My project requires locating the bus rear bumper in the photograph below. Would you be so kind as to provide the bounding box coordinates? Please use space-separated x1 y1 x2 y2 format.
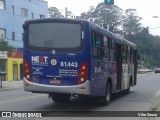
23 78 90 95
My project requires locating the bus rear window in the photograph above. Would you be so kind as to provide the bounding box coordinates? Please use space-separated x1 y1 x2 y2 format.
28 23 82 51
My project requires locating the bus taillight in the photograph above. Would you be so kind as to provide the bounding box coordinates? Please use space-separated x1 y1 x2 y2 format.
24 61 32 82
78 62 88 85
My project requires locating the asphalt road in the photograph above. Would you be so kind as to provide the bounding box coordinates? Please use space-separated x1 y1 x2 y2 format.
0 73 160 120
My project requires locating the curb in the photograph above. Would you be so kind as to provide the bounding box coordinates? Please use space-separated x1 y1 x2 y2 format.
137 73 153 78
0 87 19 91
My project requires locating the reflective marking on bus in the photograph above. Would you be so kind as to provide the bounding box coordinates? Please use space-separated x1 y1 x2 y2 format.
82 31 84 39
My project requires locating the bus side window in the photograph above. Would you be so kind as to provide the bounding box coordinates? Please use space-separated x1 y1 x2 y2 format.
92 47 101 59
110 39 116 62
107 37 116 62
104 36 108 47
92 32 101 46
107 37 111 61
122 44 127 63
127 46 130 63
91 31 103 59
130 47 133 64
126 45 128 63
103 36 109 60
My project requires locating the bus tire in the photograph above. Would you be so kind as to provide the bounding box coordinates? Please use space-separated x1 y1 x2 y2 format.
50 93 71 103
101 82 112 106
124 87 130 94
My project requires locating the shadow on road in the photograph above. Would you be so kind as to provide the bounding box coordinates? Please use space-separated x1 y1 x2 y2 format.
35 91 135 112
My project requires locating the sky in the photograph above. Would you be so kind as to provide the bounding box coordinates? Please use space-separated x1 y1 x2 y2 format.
46 0 160 36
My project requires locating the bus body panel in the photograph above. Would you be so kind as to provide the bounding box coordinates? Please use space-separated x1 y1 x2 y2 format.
23 19 92 95
90 60 117 96
26 52 88 86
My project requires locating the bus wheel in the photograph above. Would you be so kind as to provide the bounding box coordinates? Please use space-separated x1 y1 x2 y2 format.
124 87 130 94
101 82 112 106
50 93 71 103
124 85 130 94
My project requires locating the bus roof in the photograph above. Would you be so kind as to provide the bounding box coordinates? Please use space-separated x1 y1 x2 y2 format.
24 18 137 49
24 17 87 24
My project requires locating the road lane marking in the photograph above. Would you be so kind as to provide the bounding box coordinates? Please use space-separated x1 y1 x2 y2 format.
0 94 46 105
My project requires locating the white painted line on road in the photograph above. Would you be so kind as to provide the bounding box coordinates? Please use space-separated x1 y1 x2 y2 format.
0 94 46 105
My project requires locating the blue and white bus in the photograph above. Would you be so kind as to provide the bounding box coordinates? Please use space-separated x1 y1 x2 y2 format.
23 18 138 105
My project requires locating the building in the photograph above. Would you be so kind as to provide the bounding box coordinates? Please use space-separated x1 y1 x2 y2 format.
0 0 48 48
7 51 23 81
0 0 48 81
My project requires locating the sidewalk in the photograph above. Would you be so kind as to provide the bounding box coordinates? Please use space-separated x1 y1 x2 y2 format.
0 80 23 91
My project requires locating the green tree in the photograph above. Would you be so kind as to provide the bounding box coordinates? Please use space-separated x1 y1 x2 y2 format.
125 27 160 67
0 39 14 51
48 7 64 18
0 38 15 56
79 6 95 20
123 9 142 35
78 3 124 33
93 3 123 33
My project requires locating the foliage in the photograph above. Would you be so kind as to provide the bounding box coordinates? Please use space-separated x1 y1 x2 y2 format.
93 3 124 33
0 38 14 51
123 9 142 35
48 7 64 18
125 27 160 67
78 3 124 33
0 38 16 57
79 6 95 20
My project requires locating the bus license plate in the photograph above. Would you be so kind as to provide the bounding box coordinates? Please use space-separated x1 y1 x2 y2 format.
50 80 61 84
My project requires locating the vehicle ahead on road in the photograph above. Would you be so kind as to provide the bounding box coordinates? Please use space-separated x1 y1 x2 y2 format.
155 68 160 73
23 18 139 106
